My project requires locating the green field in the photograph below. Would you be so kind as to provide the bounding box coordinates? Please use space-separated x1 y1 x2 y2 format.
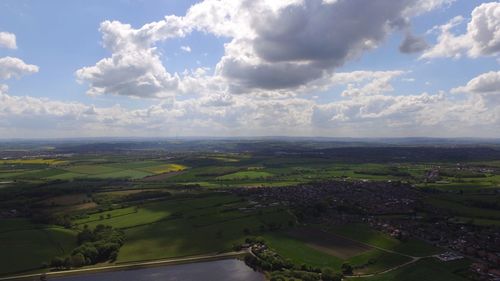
264 232 344 268
263 230 411 275
0 159 189 181
351 258 471 281
217 170 274 180
70 194 294 263
427 196 500 220
116 197 294 262
0 149 496 279
0 226 76 275
328 224 442 257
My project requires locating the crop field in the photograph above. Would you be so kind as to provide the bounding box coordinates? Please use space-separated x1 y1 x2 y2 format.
64 164 122 175
0 158 189 181
2 154 497 192
0 158 67 165
137 163 187 174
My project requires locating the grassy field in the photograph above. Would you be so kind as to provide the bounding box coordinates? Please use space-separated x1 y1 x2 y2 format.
0 225 76 276
286 227 371 259
264 232 344 268
348 249 411 275
351 258 471 281
0 152 496 278
0 218 44 233
427 196 500 220
70 193 295 263
217 170 274 180
328 224 442 257
116 196 294 262
263 229 411 275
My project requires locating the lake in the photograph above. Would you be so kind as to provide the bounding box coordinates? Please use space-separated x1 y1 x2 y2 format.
51 259 264 281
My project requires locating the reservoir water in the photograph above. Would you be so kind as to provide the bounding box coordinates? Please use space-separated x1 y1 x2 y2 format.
51 259 264 281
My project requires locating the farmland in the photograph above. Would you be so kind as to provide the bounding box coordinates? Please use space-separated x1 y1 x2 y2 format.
0 140 499 280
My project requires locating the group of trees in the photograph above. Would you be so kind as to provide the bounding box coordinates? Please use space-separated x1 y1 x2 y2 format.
243 237 344 281
268 266 343 281
123 191 171 202
32 212 72 228
50 224 124 269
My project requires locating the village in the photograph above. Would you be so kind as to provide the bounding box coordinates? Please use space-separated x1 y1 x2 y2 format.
233 179 500 280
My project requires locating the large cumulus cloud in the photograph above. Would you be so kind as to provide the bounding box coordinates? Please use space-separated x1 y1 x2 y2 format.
422 2 500 59
76 0 454 98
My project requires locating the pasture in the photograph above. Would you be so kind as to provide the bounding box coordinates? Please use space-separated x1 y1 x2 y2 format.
263 227 411 275
351 258 471 281
287 227 371 259
0 222 77 276
217 170 274 180
328 224 442 257
114 195 295 262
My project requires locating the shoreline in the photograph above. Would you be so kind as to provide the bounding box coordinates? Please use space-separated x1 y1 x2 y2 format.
0 250 249 281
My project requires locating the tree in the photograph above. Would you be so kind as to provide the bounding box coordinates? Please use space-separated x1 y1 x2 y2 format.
77 228 94 244
50 257 64 269
70 253 86 267
322 267 339 281
341 263 353 275
63 257 72 269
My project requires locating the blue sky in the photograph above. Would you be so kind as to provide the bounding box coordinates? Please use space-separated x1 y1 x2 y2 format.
0 0 499 138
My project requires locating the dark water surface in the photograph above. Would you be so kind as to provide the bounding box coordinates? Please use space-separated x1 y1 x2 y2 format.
51 259 264 281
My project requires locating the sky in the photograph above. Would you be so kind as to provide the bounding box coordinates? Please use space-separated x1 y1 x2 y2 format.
0 0 499 138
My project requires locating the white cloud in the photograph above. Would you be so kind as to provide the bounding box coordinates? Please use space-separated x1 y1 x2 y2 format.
77 0 453 98
75 21 180 98
422 2 500 59
407 0 455 15
3 71 500 138
0 32 17 49
180 45 192 53
338 71 405 97
452 71 500 94
0 56 39 79
6 0 498 138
